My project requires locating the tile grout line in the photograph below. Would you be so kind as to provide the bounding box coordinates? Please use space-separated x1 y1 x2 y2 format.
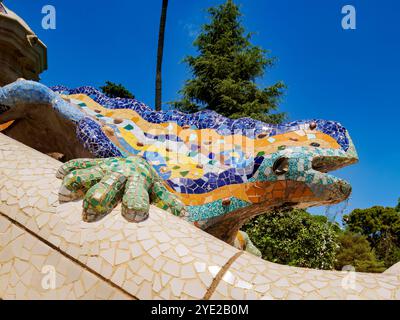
203 251 243 300
0 211 139 300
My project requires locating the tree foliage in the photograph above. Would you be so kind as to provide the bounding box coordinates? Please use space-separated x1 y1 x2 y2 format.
172 0 285 123
343 206 400 268
100 81 135 99
334 231 386 273
243 210 339 270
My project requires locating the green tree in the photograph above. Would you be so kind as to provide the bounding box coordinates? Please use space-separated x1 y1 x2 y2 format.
243 210 339 270
173 0 285 123
335 231 386 273
396 198 400 212
100 81 135 99
374 233 400 268
343 206 400 268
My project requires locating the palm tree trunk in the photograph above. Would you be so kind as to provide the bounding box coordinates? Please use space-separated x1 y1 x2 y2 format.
155 0 169 111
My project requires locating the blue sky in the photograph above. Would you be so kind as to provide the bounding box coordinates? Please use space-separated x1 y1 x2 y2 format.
6 0 400 217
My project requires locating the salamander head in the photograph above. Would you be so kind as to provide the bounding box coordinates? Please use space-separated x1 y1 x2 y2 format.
254 120 358 209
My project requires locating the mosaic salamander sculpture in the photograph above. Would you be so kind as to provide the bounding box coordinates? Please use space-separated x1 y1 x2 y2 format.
0 80 358 253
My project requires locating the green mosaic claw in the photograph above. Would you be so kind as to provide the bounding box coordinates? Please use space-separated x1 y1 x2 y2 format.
57 157 188 222
122 174 151 222
56 158 107 179
83 172 126 222
239 231 262 258
58 166 103 201
151 178 187 217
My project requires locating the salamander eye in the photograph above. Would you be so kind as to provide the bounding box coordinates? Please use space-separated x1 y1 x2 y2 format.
273 157 289 175
310 142 320 147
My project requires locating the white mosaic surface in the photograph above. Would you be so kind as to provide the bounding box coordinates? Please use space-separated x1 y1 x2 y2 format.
0 133 399 300
210 252 400 300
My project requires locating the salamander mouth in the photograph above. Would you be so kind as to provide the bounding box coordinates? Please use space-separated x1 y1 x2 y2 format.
312 155 358 173
309 155 355 205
